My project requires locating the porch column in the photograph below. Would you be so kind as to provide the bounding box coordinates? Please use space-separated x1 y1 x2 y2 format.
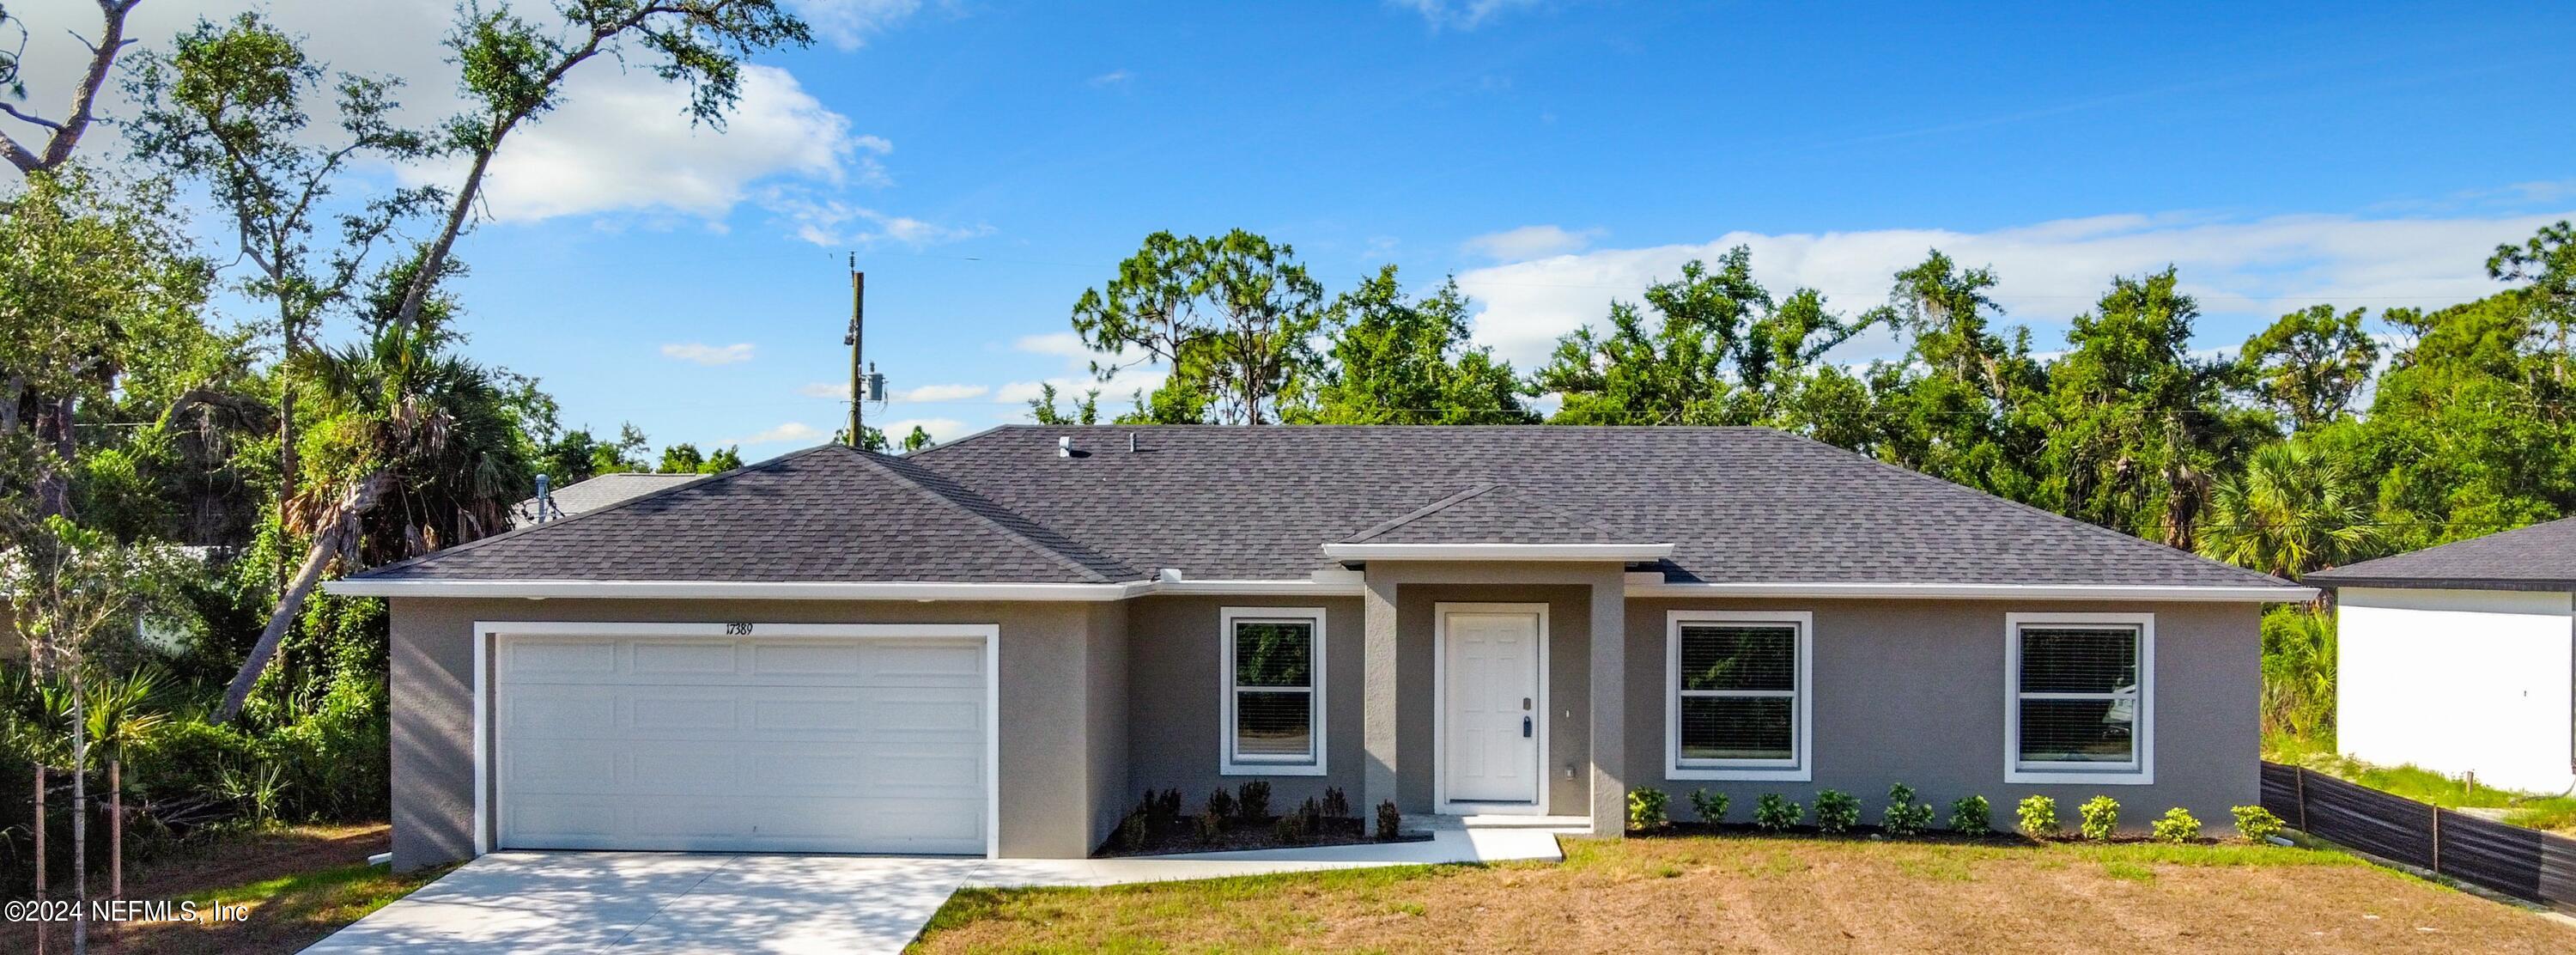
1362 572 1401 823
1586 569 1627 836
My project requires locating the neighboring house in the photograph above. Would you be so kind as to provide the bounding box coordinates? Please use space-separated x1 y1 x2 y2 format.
511 471 706 524
2306 516 2576 794
324 426 2311 870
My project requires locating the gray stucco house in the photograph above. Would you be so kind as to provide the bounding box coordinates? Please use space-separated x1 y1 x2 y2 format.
325 426 2312 869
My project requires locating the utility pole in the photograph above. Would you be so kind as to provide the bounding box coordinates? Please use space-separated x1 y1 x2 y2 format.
845 255 865 447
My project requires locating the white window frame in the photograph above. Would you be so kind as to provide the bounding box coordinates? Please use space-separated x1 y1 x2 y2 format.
1220 606 1327 776
1666 610 1814 782
2004 611 2154 785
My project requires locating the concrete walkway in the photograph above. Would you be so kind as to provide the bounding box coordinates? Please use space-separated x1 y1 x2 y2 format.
303 819 1577 953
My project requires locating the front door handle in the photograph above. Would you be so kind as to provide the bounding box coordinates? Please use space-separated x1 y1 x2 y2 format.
1522 715 1533 739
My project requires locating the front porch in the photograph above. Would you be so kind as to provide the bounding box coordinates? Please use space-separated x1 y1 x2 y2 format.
1358 561 1636 836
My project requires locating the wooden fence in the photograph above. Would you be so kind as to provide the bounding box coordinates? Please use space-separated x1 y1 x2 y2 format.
2261 761 2576 910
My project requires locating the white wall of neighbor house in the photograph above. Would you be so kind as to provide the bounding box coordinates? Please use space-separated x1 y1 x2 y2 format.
2338 587 2576 794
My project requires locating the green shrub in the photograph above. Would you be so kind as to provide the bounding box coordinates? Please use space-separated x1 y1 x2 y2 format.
1273 812 1309 843
1627 788 1670 830
2151 806 2201 843
1948 795 1992 836
1237 780 1272 821
1156 788 1184 818
1321 786 1351 818
1376 799 1402 841
1207 788 1236 819
2231 805 2285 842
1753 793 1802 832
1119 806 1150 848
1813 789 1859 834
1195 809 1224 842
2079 796 2121 841
1881 783 1933 836
2016 794 2060 838
1688 788 1728 825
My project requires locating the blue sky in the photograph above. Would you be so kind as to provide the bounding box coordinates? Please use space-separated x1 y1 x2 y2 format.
17 1 2576 453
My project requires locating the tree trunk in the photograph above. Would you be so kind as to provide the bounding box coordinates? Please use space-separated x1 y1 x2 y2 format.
217 471 393 722
391 144 497 338
33 393 75 519
33 764 45 955
109 760 121 900
71 684 87 955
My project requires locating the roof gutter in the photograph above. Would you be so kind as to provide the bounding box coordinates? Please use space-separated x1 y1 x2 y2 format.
325 575 2310 603
1623 579 2316 602
1319 543 1676 562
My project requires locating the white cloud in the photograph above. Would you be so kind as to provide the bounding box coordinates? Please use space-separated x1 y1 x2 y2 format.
1090 70 1134 87
998 369 1169 405
731 422 827 445
0 2 942 242
1454 210 2576 367
661 342 756 365
1013 332 1093 362
893 383 991 402
878 417 970 444
1391 0 1546 29
797 381 852 399
1461 224 1603 261
789 0 931 50
767 189 993 248
400 64 862 224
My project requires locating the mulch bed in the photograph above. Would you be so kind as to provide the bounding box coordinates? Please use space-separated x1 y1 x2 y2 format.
1100 815 1433 857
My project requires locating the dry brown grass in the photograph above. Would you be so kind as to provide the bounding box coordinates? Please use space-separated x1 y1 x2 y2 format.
913 833 2576 953
3 823 449 955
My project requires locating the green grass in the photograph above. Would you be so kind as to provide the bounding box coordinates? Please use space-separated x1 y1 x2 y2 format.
2267 732 2576 831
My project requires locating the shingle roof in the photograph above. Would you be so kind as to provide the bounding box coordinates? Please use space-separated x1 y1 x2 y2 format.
511 471 704 522
1342 483 1654 545
2305 515 2576 593
355 425 2293 589
361 444 1137 584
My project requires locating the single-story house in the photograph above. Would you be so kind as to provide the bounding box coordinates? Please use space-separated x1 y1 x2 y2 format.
511 471 704 524
325 426 2311 870
2306 515 2576 794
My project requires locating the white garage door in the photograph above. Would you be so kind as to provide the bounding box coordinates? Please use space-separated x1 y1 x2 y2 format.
495 633 987 855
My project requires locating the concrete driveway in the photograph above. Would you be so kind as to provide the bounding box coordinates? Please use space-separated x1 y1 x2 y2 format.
302 852 983 954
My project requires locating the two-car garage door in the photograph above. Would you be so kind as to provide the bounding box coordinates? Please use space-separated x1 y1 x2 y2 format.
495 631 988 855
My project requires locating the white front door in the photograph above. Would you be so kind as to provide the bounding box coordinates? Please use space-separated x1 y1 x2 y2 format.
1442 608 1542 807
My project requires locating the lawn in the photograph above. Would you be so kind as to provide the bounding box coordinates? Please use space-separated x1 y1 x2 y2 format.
910 833 2576 952
2 823 452 955
2268 733 2576 833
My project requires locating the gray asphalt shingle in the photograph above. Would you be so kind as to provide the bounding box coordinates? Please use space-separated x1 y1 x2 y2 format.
355 425 2292 589
2305 515 2576 592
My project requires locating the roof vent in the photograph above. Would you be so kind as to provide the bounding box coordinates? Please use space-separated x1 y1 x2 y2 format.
1058 435 1072 459
1127 432 1138 453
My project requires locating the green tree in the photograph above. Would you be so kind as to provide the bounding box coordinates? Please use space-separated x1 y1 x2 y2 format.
2238 304 2379 433
2037 268 2263 547
702 445 743 471
1538 247 1874 426
1840 251 2046 502
1298 268 1530 424
0 168 213 520
1027 383 1101 425
901 425 934 453
2488 219 2575 389
125 11 439 535
2196 439 2380 580
2 514 188 952
386 0 811 338
659 442 705 473
1072 230 1327 424
2345 291 2575 550
220 271 537 720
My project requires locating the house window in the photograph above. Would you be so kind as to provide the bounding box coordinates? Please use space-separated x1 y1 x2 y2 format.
1667 611 1813 781
1221 607 1327 776
2006 612 2154 785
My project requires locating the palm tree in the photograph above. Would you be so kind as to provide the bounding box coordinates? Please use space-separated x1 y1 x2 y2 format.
82 668 169 903
218 283 533 720
2196 440 2382 581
